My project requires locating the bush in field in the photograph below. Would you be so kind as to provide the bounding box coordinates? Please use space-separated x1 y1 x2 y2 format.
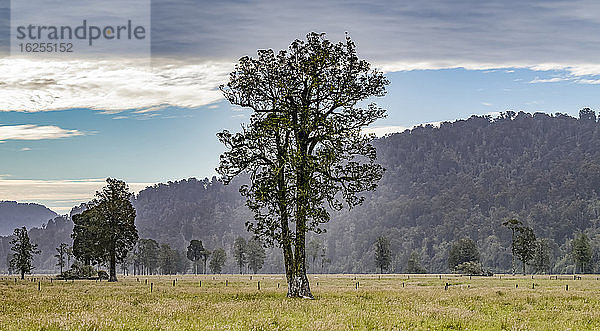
454 261 492 276
59 261 97 279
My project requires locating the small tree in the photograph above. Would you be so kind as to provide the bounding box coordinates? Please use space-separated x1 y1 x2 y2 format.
406 250 427 274
448 237 480 271
158 244 176 275
200 248 211 274
136 238 159 275
503 219 523 275
55 243 69 274
532 238 552 274
246 238 266 274
233 237 247 274
514 226 536 274
572 233 592 274
209 248 227 274
9 227 40 279
374 236 391 273
174 250 190 274
187 240 205 275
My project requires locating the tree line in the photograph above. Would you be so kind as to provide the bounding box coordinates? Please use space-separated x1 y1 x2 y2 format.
372 218 595 275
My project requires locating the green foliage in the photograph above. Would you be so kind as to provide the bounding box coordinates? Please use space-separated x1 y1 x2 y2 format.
448 238 480 271
454 261 491 276
572 233 592 273
54 243 69 274
246 238 266 274
503 219 523 274
406 251 427 274
217 32 387 297
72 178 138 282
135 238 159 275
158 244 188 275
374 236 391 273
60 261 97 280
9 227 40 279
532 238 552 274
13 110 600 275
209 248 227 274
514 226 536 274
233 237 247 274
186 239 206 275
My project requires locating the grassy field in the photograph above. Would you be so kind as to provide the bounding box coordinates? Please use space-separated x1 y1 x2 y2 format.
1 273 600 330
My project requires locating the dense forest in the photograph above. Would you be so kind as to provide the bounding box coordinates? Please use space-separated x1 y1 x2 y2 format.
2 110 600 274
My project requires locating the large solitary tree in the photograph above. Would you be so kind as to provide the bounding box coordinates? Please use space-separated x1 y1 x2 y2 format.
9 227 40 280
217 32 388 298
72 178 138 282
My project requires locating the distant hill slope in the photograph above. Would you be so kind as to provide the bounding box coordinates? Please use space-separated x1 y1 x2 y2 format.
5 110 600 275
0 201 57 236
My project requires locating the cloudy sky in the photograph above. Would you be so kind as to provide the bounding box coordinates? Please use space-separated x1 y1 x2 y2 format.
0 0 599 213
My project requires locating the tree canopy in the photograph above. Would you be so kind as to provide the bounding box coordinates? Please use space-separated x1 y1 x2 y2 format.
217 32 387 298
72 178 138 281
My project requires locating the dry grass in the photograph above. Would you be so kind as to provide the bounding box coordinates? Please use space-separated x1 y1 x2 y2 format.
1 273 600 330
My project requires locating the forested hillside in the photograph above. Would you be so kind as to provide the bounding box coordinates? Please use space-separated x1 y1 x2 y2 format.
325 109 600 274
3 110 600 274
0 202 57 235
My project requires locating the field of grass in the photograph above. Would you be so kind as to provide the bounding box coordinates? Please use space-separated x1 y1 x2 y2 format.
1 273 600 330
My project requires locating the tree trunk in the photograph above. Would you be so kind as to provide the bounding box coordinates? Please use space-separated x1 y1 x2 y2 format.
287 138 313 299
511 229 516 275
20 270 25 280
109 250 117 282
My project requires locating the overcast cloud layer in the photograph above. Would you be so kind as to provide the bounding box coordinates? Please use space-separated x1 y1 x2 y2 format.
0 0 599 112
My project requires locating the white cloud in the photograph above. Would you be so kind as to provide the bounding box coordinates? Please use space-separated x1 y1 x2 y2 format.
577 78 600 85
362 125 410 137
529 77 571 84
363 121 444 137
0 57 233 112
481 102 492 106
19 147 31 151
0 178 154 214
0 124 83 142
365 112 502 137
